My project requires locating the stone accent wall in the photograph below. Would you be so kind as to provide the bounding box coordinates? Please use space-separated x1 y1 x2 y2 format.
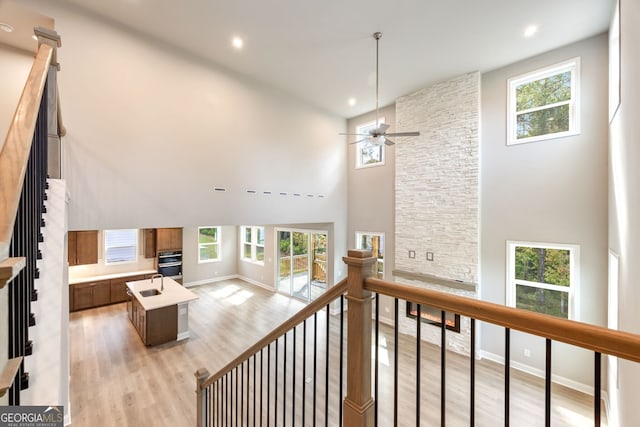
395 72 480 284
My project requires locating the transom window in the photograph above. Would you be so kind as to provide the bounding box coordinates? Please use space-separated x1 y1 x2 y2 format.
507 58 580 145
241 226 265 264
104 229 138 264
506 241 580 320
355 118 385 168
198 226 221 263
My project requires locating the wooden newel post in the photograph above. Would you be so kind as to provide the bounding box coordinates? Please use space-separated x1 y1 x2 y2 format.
343 249 377 427
195 368 210 427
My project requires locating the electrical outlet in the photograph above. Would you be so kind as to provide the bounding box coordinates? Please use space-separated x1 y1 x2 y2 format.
524 348 531 358
409 250 416 259
426 252 434 261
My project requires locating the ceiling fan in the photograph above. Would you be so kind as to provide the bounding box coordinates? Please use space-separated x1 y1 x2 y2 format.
341 32 420 146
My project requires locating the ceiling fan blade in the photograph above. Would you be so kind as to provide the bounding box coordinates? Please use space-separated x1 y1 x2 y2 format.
339 132 370 136
384 131 420 137
348 138 369 145
376 123 390 133
384 138 395 146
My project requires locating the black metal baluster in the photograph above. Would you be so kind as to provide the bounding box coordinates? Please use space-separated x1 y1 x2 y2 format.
545 339 551 427
283 333 287 427
303 319 307 427
505 328 510 427
293 327 297 426
325 304 330 427
595 352 601 427
260 349 264 426
416 304 421 427
375 293 379 427
441 311 446 427
470 318 476 427
275 338 279 427
241 362 244 427
394 298 399 427
267 344 271 427
314 311 318 427
253 354 256 427
339 295 344 427
235 366 239 427
226 374 229 427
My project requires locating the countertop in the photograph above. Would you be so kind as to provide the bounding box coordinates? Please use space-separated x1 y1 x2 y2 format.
69 269 157 285
126 277 198 311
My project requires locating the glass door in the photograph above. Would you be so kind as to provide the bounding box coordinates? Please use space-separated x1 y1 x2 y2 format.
276 229 328 302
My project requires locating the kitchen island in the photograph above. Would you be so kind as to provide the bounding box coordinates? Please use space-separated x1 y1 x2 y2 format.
126 277 198 346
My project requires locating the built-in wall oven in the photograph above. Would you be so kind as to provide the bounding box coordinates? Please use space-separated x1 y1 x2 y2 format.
157 250 182 281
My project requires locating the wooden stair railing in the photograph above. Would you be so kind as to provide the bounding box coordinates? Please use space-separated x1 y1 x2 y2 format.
196 250 640 427
0 42 54 284
0 27 62 404
195 277 349 427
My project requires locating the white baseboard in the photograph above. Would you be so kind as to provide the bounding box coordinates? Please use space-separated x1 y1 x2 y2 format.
235 275 273 291
183 274 238 288
479 350 597 395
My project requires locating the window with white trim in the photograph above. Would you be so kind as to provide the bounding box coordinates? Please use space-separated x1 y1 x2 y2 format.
506 241 580 320
355 232 385 279
104 229 138 264
507 58 580 145
356 118 385 168
198 226 221 263
241 226 265 264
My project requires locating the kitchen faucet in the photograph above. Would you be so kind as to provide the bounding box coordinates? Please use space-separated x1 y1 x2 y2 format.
150 273 164 291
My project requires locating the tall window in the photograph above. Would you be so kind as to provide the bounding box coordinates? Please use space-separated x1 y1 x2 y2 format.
506 241 580 320
104 229 138 264
355 232 384 279
198 226 221 263
355 118 385 168
507 58 580 145
241 226 265 264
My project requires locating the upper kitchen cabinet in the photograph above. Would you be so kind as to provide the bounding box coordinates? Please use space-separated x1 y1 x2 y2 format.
156 228 183 251
144 228 156 258
68 230 98 266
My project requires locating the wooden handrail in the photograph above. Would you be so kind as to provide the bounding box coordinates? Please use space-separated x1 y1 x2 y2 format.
366 277 640 363
200 278 348 389
0 43 54 262
0 357 23 397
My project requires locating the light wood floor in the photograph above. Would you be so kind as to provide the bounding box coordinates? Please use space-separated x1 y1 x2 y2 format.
68 279 606 427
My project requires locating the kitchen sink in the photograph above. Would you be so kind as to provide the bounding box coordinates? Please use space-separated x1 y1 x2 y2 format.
140 289 162 297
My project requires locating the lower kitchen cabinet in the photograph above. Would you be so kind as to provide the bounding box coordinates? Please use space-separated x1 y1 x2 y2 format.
71 273 156 312
70 280 111 311
129 297 177 346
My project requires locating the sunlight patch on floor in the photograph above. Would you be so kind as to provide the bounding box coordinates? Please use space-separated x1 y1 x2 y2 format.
226 290 254 306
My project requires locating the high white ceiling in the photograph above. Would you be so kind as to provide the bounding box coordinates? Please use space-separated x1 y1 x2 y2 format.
4 0 613 118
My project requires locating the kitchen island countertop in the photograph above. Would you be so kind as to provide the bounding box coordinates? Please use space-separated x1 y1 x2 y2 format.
126 277 198 311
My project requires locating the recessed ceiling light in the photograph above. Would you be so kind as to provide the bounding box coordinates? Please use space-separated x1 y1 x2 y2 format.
523 25 538 38
0 23 15 33
348 97 357 106
232 37 244 49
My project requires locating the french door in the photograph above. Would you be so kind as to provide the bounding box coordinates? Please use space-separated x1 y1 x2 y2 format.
277 229 327 302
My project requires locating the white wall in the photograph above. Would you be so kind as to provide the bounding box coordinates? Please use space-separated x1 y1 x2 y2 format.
25 0 347 235
481 34 609 388
182 225 237 286
609 0 640 424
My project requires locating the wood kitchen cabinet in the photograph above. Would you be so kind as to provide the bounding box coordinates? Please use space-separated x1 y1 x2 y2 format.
71 279 111 311
129 296 177 346
143 229 156 258
110 274 145 304
68 230 98 266
156 228 183 251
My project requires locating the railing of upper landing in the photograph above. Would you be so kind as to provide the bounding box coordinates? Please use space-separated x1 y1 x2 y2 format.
196 249 640 427
0 27 62 404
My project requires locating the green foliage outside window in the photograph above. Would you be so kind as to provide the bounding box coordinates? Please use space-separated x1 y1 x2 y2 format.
514 246 571 318
515 71 572 140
